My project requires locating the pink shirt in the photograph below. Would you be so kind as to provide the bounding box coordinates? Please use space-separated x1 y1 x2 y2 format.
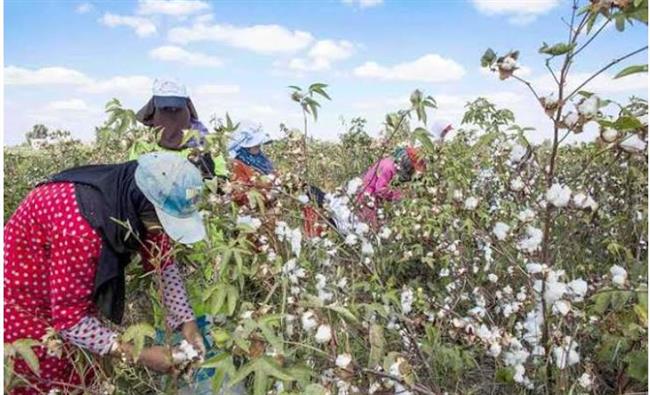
359 157 402 201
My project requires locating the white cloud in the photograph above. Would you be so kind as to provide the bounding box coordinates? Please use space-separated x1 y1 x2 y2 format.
76 3 92 14
168 22 314 54
46 99 90 111
194 84 240 96
99 13 157 37
288 40 355 72
342 0 383 8
531 71 648 96
80 75 153 97
137 0 210 16
5 66 92 85
353 54 466 82
472 0 561 25
149 45 223 67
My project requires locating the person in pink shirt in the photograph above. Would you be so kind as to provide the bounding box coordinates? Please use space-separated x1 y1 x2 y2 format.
356 122 452 227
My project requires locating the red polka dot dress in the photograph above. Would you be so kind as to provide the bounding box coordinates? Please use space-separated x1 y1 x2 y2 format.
4 182 195 394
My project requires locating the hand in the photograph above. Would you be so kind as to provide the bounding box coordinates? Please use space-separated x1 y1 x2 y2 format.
181 320 206 357
138 346 175 373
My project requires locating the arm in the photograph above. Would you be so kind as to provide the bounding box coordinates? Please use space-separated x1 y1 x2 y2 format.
139 232 195 330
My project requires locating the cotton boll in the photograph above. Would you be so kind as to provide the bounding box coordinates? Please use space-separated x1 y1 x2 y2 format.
489 342 502 357
563 111 580 128
573 193 598 210
297 194 309 204
336 353 352 368
493 222 510 241
610 265 627 286
577 95 599 117
553 336 580 369
601 127 620 143
345 234 358 246
552 300 571 316
544 277 567 304
301 311 318 331
510 177 525 192
578 373 593 390
509 143 527 163
315 324 332 344
379 227 392 239
517 226 543 253
464 197 479 210
546 184 572 208
346 178 363 195
567 279 588 301
517 208 535 222
619 134 647 154
361 239 374 256
401 288 414 314
488 273 498 283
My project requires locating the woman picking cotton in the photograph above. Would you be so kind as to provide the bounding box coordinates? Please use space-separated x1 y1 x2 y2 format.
354 121 453 228
4 152 207 394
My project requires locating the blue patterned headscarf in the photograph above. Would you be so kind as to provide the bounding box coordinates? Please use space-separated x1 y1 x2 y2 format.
235 147 274 175
228 124 274 175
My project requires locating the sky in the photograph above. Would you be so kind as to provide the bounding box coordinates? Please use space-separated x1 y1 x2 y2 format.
3 0 648 146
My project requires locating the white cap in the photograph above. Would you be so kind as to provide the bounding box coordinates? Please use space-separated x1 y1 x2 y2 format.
152 78 188 98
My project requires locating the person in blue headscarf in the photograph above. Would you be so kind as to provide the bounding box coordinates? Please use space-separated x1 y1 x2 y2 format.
227 123 276 207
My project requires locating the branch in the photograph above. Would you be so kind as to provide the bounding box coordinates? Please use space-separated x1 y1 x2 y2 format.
571 18 612 60
512 75 542 102
565 46 649 101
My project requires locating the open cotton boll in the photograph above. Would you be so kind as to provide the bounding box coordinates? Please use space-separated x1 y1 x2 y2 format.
553 336 580 369
577 95 599 117
610 265 627 286
345 234 358 246
401 288 414 314
336 353 352 368
493 222 510 241
301 311 318 331
315 324 332 343
346 178 363 195
510 177 525 192
567 279 588 301
517 226 543 253
361 239 374 255
562 111 580 128
526 263 544 274
464 197 479 210
237 215 262 230
297 194 309 204
573 192 598 210
546 183 572 208
619 134 647 154
453 190 464 202
578 373 593 390
601 127 619 143
552 300 571 316
509 143 528 163
517 208 535 222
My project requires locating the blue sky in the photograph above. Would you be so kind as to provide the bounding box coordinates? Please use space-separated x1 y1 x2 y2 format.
4 0 648 146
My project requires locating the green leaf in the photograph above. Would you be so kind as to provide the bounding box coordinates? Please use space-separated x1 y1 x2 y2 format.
496 367 515 384
610 291 632 311
202 352 229 368
614 115 643 130
615 14 626 31
210 286 227 315
304 384 328 395
227 285 239 316
326 304 359 323
480 48 497 67
122 323 155 358
626 349 648 383
413 127 435 151
288 85 302 91
538 42 576 56
614 64 648 79
13 339 40 375
592 292 611 314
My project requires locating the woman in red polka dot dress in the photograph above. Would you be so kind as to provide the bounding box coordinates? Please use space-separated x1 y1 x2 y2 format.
4 152 208 394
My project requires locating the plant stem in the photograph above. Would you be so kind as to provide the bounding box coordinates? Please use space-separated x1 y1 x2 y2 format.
565 45 649 101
